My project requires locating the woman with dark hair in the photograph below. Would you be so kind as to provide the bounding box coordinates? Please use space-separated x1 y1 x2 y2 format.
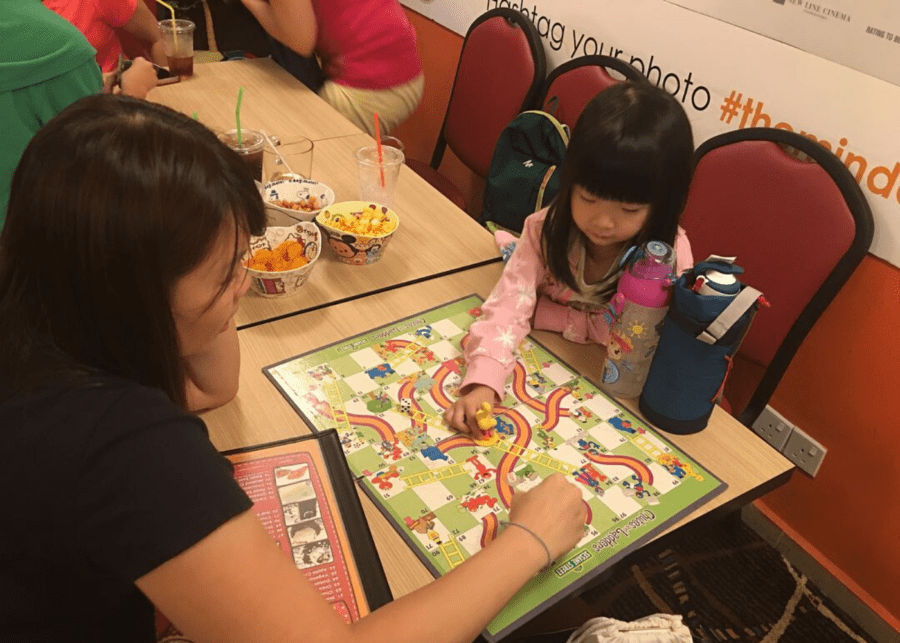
0 94 585 643
445 82 696 434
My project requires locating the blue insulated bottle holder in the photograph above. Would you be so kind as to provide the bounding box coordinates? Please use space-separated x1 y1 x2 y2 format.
638 257 764 435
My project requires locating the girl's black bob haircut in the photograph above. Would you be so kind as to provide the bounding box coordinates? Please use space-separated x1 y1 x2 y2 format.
0 94 266 407
542 81 695 294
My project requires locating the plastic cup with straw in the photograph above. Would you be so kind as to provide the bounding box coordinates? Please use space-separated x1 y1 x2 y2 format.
355 113 403 206
217 87 265 182
157 0 198 77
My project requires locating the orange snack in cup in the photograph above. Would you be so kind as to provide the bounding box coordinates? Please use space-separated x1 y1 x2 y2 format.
285 242 304 261
246 240 308 273
253 248 274 264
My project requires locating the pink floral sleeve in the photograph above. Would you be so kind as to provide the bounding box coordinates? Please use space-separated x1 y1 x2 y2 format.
674 226 694 275
459 212 548 400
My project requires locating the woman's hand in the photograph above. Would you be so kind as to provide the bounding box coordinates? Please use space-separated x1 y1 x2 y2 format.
507 473 586 562
443 384 496 436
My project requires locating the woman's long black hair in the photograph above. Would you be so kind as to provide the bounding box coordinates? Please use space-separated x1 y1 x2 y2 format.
0 94 266 407
542 82 695 297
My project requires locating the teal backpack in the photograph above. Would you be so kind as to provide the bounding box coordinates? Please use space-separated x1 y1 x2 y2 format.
481 108 570 233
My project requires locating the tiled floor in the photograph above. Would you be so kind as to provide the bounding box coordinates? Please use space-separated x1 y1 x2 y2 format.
741 504 900 643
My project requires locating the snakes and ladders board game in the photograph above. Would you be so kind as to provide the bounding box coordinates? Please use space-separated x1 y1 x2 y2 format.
263 296 726 641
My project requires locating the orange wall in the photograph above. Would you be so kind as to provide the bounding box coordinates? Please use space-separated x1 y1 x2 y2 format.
393 12 484 219
399 8 900 631
759 254 900 630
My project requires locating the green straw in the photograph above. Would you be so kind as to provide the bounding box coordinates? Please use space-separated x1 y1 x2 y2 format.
235 86 244 146
192 111 198 121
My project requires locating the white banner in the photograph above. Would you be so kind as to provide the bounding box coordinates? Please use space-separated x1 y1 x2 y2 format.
665 0 900 88
402 0 900 267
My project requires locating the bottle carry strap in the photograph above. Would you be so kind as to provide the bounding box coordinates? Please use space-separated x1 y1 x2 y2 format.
697 286 763 345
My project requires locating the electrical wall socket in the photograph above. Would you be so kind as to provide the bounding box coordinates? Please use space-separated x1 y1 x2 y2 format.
751 405 795 451
782 426 827 477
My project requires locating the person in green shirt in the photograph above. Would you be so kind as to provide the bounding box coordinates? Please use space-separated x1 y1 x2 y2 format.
0 1 156 226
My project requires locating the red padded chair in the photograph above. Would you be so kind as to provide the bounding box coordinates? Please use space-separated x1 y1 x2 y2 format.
406 8 546 214
539 55 646 129
680 127 874 428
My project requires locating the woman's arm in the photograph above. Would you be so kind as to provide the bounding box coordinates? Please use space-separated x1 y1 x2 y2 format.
137 474 586 643
240 0 317 57
183 319 241 413
120 1 168 67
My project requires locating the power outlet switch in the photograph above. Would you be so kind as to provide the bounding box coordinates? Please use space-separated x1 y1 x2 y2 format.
782 426 827 477
751 405 794 451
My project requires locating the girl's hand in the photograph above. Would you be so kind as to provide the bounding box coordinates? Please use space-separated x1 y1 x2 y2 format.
508 473 586 562
443 385 496 436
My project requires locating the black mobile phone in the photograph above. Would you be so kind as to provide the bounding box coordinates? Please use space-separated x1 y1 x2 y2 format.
119 57 181 85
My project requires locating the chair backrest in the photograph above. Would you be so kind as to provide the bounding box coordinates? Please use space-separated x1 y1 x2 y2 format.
539 55 647 129
430 8 546 178
680 127 874 427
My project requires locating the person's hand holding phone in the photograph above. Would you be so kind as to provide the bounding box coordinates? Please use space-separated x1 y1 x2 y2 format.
115 55 173 99
120 57 159 99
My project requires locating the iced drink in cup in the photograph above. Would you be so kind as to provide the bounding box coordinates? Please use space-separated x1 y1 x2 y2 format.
219 130 265 183
158 19 196 77
355 145 404 207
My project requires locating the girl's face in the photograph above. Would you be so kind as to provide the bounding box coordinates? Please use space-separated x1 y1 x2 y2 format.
570 186 650 254
171 223 250 357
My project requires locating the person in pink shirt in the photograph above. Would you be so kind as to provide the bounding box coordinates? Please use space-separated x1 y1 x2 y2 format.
44 0 167 72
444 82 696 435
240 0 423 136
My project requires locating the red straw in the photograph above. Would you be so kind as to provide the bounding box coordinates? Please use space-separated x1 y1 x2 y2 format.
373 112 386 188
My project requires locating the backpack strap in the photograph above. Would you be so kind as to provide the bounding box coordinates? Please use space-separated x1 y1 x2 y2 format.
521 109 571 146
697 286 762 345
535 165 557 210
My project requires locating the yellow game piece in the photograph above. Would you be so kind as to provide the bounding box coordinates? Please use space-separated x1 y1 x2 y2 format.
475 401 495 434
473 431 500 447
473 401 499 445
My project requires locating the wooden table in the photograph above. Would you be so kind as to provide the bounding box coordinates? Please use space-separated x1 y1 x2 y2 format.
150 61 502 328
236 133 501 328
150 58 362 141
202 263 795 599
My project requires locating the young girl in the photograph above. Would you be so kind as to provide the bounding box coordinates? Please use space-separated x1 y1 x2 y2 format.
445 82 696 435
0 94 584 643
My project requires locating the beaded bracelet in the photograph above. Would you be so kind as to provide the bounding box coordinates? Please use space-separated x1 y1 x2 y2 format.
501 521 554 573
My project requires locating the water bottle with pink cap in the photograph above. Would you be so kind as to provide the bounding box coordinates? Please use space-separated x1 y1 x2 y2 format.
601 240 676 398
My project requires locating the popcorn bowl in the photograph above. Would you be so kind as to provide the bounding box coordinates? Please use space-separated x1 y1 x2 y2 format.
315 201 400 265
245 222 321 297
261 177 335 222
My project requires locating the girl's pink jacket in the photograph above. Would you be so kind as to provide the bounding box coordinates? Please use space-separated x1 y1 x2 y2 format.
460 208 693 400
